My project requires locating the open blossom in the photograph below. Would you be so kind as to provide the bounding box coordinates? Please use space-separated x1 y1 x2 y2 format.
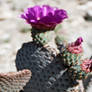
21 5 68 30
67 37 83 54
81 59 92 73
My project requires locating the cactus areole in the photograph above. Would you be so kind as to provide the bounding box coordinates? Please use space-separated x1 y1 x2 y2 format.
21 5 68 45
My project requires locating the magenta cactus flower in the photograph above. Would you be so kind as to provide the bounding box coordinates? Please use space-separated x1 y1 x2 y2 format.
67 37 83 54
21 5 68 30
81 59 92 73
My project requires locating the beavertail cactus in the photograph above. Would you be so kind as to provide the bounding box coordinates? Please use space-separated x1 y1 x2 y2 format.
15 5 85 92
15 5 82 92
58 37 83 67
0 69 31 92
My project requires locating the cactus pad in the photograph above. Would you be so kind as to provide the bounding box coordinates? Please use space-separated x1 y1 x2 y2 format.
0 69 31 92
15 42 82 92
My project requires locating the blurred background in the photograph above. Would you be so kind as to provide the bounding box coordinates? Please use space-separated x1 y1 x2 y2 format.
0 0 92 74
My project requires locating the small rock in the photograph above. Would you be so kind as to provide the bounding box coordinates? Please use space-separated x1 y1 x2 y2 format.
84 10 92 21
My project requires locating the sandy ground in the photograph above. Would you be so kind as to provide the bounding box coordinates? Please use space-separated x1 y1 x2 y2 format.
0 0 92 91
